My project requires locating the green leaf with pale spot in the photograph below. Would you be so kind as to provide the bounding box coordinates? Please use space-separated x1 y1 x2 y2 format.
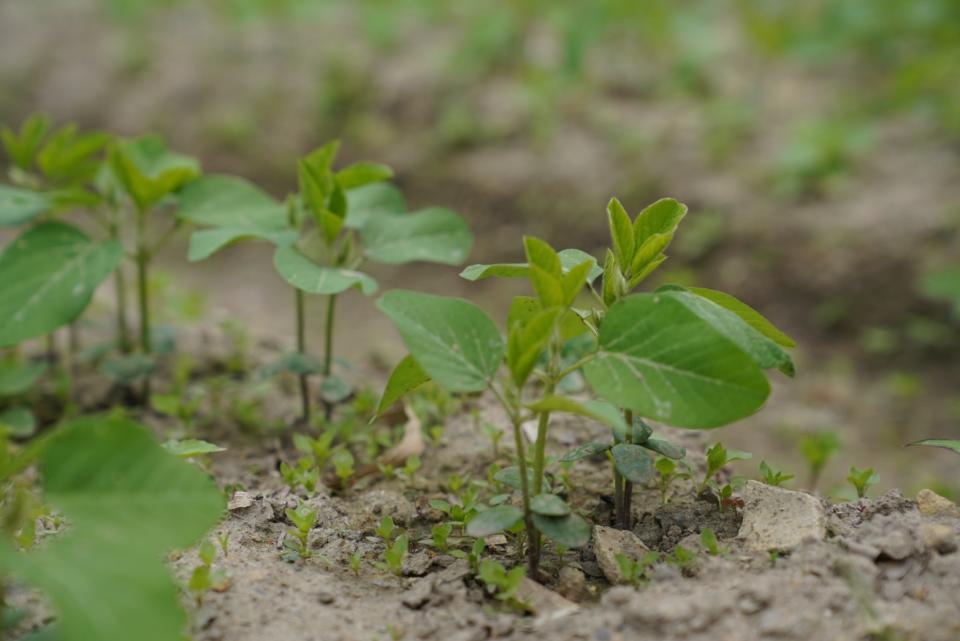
0 185 51 228
466 505 524 537
0 416 224 641
584 293 770 428
361 207 472 265
377 290 503 393
273 246 377 295
0 223 123 347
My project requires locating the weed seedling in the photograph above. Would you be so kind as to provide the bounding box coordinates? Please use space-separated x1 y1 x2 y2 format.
400 455 421 483
655 457 692 505
847 466 879 498
332 449 355 487
376 516 396 543
283 502 318 561
759 460 794 487
429 522 453 553
700 528 721 556
349 550 363 576
615 550 661 587
700 443 752 495
378 533 408 575
218 532 229 558
188 538 228 606
477 559 527 610
800 431 841 490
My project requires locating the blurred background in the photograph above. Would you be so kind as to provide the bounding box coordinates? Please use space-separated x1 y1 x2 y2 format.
1 0 958 497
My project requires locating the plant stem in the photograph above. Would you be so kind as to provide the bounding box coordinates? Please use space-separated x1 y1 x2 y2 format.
135 207 151 399
295 287 311 424
621 409 634 530
109 214 131 354
511 413 539 577
321 293 338 420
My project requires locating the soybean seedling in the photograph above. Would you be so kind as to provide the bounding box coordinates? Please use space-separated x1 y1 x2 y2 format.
349 550 363 576
800 430 841 490
847 466 878 498
378 198 796 574
283 502 318 561
759 460 794 487
178 142 472 423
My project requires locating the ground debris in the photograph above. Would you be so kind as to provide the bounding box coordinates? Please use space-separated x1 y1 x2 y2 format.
737 480 826 551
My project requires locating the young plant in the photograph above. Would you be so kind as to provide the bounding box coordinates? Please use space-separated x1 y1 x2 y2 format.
376 516 396 543
377 198 796 574
477 559 527 610
349 550 363 576
655 457 692 505
700 527 721 556
377 533 408 575
177 142 472 423
758 460 794 487
847 466 879 499
188 538 228 606
332 449 355 487
615 550 661 587
283 502 318 561
800 430 841 490
428 523 453 553
700 443 752 495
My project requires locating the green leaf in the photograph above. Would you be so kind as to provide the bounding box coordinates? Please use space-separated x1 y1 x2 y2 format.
0 416 224 641
507 308 561 386
658 288 794 374
0 359 46 396
177 175 288 230
560 260 594 305
920 267 960 315
532 512 591 548
99 354 156 383
0 185 51 228
529 265 565 308
630 232 671 276
466 505 524 537
584 293 771 428
611 443 654 483
375 354 431 418
273 246 377 295
642 437 686 460
689 287 796 348
492 466 550 493
1 114 49 170
256 352 323 379
188 227 298 262
361 207 472 265
907 439 960 455
0 407 36 438
344 183 406 229
633 198 687 247
525 396 629 436
523 236 561 276
335 162 393 190
607 198 635 267
377 290 504 393
460 249 602 283
162 439 226 458
530 494 571 516
0 223 123 347
320 375 352 404
559 441 612 462
601 249 624 306
109 136 200 210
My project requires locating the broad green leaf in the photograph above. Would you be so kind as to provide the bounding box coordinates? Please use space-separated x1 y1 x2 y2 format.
0 185 51 228
607 198 635 267
561 260 595 305
920 267 960 315
530 494 571 516
109 136 200 210
532 512 591 548
0 416 224 641
320 375 353 404
335 162 393 190
0 407 36 438
177 175 288 230
0 360 46 396
633 198 687 248
658 288 794 374
466 505 524 537
344 183 406 229
492 466 551 493
375 354 431 418
460 249 602 283
907 439 960 455
529 265 565 308
162 439 226 458
523 236 561 277
273 246 377 295
100 354 155 383
630 232 671 275
361 207 472 265
507 308 561 386
525 396 628 435
1 114 49 170
611 443 654 483
689 287 796 348
584 293 770 428
559 441 612 462
642 437 686 460
377 290 504 393
257 352 323 379
188 227 297 262
0 223 122 347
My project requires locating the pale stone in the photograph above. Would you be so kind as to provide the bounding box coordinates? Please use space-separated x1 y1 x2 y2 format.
592 525 652 585
917 489 960 518
738 480 826 552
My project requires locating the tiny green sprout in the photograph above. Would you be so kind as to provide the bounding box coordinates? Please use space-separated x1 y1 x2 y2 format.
655 457 691 504
378 533 408 575
189 538 228 606
701 443 752 495
615 550 661 587
800 430 841 490
758 460 794 487
669 545 698 573
376 516 396 543
447 474 466 493
430 523 453 553
218 532 229 558
700 528 720 556
847 466 879 499
401 455 421 482
349 550 363 576
283 502 318 561
429 424 444 444
279 458 319 494
483 422 505 457
477 559 526 609
332 449 355 486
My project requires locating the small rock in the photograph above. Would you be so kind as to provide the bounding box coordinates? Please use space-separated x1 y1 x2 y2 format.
515 578 579 620
738 480 826 551
228 491 255 510
316 589 335 604
920 523 957 554
557 566 587 601
592 525 652 584
917 489 960 519
402 551 434 577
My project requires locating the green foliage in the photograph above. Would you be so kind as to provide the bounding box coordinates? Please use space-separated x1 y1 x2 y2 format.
800 430 842 489
0 416 224 641
655 457 692 504
615 550 662 587
908 439 960 455
700 527 721 556
188 538 228 605
108 136 200 211
477 559 526 608
283 501 318 561
758 460 795 487
701 443 752 494
846 466 879 498
378 533 408 575
162 438 225 459
376 516 396 543
375 354 430 418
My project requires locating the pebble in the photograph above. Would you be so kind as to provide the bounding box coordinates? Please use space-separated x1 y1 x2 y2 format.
737 481 826 551
557 566 587 601
917 489 960 519
592 525 652 585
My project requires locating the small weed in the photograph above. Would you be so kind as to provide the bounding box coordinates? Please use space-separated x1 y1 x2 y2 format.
283 502 318 561
847 466 879 498
800 431 841 490
758 460 794 487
